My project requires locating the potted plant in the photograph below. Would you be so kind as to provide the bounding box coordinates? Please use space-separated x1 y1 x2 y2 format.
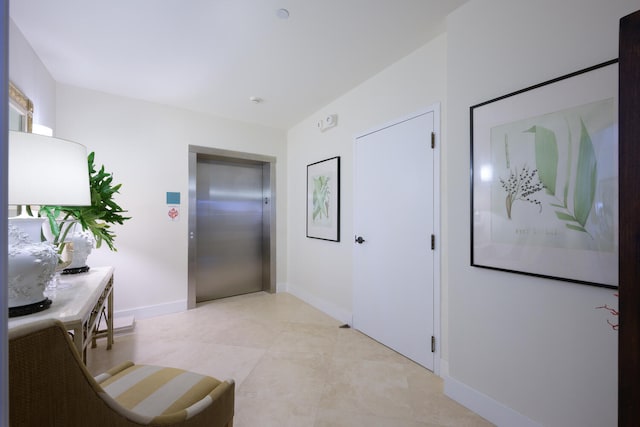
36 152 131 272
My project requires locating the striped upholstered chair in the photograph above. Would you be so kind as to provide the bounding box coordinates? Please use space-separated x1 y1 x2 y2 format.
9 319 235 427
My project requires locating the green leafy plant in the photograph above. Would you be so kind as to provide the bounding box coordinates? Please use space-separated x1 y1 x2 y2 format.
38 152 131 252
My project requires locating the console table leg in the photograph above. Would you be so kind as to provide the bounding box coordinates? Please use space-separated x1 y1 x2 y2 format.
72 327 85 364
107 287 114 349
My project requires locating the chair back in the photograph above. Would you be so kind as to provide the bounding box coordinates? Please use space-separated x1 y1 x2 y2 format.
9 319 109 426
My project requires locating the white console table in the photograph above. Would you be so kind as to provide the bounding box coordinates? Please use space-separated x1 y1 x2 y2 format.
8 266 114 363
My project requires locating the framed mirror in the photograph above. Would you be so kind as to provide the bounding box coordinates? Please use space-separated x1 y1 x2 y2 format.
9 81 33 132
8 82 33 216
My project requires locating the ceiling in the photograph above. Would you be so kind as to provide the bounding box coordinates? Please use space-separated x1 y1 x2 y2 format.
10 0 467 130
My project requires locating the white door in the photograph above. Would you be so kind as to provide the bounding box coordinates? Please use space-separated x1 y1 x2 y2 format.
353 110 436 370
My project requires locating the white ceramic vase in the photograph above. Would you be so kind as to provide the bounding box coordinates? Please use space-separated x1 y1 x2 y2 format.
42 219 94 272
66 230 94 269
7 224 58 310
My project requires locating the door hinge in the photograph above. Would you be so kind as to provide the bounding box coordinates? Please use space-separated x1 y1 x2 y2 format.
431 234 435 250
431 336 436 353
431 132 435 149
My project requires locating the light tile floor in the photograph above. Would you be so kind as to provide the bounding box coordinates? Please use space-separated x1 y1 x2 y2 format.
87 292 493 427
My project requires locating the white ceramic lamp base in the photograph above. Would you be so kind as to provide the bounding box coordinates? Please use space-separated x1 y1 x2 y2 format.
8 223 58 317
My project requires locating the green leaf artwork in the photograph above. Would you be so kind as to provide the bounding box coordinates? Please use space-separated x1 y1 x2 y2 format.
312 175 331 222
505 122 596 237
489 96 615 253
540 119 597 237
523 121 597 236
573 119 598 227
526 125 558 196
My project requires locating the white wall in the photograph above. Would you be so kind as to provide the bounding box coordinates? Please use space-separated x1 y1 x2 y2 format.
55 85 288 317
286 35 447 326
9 18 55 128
445 1 636 426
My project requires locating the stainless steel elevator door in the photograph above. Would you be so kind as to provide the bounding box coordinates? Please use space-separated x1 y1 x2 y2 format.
196 159 264 302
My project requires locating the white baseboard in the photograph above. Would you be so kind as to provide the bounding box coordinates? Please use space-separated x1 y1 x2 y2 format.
115 299 187 321
444 375 541 427
99 314 135 334
286 283 353 325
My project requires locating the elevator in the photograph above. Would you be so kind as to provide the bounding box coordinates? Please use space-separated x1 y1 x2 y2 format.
188 146 276 308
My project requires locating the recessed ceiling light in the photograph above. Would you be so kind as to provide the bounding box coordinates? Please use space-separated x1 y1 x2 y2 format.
276 8 289 19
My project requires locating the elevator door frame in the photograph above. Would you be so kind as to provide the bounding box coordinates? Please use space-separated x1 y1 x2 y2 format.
188 145 276 309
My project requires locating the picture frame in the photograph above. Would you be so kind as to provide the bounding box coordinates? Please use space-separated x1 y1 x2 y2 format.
470 59 618 288
307 156 340 242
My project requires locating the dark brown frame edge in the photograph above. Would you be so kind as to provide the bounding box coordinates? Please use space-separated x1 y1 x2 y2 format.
1 0 9 424
619 9 640 427
469 59 618 289
306 156 341 242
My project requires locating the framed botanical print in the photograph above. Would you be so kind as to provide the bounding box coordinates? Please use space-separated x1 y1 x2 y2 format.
307 156 340 242
471 59 618 288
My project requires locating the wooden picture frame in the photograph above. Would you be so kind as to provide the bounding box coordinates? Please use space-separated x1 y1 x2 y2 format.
619 10 640 424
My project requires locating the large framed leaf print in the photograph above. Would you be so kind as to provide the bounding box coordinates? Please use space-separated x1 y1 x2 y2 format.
471 60 618 288
307 156 340 242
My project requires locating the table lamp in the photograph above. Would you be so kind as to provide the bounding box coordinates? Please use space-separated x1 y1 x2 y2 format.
8 131 91 317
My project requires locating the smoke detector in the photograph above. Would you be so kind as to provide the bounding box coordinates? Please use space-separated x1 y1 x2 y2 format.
276 8 290 19
317 114 338 132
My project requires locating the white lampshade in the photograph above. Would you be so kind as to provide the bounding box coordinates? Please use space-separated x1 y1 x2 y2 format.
8 131 92 317
9 131 91 206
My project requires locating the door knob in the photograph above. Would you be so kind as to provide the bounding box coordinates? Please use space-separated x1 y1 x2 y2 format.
355 236 365 244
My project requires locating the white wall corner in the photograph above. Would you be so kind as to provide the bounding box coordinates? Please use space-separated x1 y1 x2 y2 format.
115 299 188 321
286 283 353 325
444 375 541 427
276 281 288 293
439 358 450 378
